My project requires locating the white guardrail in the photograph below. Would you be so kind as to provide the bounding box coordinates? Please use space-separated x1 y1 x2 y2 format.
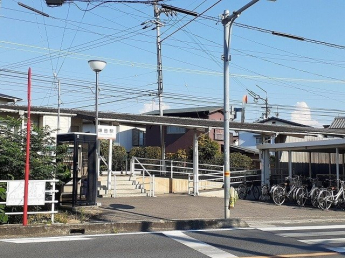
131 157 261 194
0 179 59 223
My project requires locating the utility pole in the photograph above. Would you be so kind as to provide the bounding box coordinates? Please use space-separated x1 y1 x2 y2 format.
247 85 271 120
154 1 165 163
222 0 269 220
54 73 61 134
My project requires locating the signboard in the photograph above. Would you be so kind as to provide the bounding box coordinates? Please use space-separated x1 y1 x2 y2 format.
98 125 116 140
6 180 46 206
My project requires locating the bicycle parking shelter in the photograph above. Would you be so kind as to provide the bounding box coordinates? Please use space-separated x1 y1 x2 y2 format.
258 138 345 187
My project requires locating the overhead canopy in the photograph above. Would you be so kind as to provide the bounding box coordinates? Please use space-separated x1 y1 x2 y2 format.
1 104 345 137
257 138 345 154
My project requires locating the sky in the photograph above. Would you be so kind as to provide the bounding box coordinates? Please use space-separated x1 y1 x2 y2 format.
1 0 345 127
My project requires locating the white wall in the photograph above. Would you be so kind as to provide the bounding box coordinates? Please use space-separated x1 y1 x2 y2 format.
42 115 72 138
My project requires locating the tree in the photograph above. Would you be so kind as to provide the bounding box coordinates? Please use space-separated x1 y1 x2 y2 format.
100 140 127 171
0 116 69 181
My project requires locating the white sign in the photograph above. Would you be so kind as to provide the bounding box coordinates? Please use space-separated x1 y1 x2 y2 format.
6 180 46 206
98 125 117 140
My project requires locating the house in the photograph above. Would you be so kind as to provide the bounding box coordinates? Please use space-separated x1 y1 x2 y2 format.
144 106 229 154
0 104 145 151
0 94 22 104
238 117 310 149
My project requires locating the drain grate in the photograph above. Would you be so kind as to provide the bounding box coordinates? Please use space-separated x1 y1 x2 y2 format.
70 228 85 234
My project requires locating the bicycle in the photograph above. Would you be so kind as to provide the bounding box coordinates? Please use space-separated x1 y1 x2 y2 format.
237 180 260 200
295 177 319 207
271 176 301 205
317 180 345 210
259 184 270 201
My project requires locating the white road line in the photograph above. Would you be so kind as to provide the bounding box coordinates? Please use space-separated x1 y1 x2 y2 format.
300 238 345 244
327 246 345 253
1 236 93 243
258 225 345 232
278 231 345 238
163 231 238 258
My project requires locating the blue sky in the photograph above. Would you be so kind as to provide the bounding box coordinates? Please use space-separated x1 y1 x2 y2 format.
1 0 345 126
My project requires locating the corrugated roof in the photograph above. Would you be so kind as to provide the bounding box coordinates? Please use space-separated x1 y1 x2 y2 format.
329 117 345 129
1 104 345 137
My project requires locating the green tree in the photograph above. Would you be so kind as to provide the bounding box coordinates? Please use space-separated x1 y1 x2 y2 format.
188 134 220 164
0 116 69 181
230 152 253 169
0 185 8 224
100 140 127 171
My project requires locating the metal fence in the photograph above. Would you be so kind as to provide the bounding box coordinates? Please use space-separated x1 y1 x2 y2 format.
130 157 261 194
0 179 59 223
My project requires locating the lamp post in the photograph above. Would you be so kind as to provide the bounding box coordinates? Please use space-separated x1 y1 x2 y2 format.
88 60 107 189
222 0 275 219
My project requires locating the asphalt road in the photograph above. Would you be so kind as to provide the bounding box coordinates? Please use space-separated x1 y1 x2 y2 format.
1 223 345 258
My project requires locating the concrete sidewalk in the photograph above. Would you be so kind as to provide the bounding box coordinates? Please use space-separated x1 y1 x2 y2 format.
1 193 345 238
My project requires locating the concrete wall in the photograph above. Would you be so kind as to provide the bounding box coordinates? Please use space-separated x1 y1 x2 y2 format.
137 177 223 195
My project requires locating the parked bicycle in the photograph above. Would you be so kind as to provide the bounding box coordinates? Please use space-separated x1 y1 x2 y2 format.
259 184 270 201
295 177 319 207
271 176 301 205
317 180 345 210
237 180 260 200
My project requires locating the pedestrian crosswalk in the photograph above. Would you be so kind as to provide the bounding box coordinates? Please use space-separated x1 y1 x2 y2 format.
258 225 345 254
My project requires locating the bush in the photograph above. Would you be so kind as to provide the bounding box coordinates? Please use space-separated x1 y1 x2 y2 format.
0 186 8 224
128 146 161 160
100 141 127 171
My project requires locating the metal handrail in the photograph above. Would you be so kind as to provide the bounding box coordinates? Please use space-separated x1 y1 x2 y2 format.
132 157 155 197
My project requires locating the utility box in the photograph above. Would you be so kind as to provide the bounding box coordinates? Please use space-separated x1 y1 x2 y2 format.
57 133 97 206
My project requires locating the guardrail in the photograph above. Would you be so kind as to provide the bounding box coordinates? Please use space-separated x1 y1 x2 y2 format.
0 179 59 223
131 157 155 197
131 157 261 194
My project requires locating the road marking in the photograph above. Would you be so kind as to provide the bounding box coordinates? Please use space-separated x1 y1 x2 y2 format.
327 247 345 253
163 230 238 258
241 252 339 258
300 237 345 244
258 225 345 232
278 230 345 238
1 236 93 243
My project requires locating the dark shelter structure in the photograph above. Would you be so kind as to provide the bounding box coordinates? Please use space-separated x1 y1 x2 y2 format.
57 133 97 206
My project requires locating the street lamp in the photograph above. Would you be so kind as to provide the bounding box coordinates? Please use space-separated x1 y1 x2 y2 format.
222 0 275 219
88 60 107 183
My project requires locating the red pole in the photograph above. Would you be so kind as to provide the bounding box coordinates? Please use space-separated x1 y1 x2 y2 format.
23 68 31 226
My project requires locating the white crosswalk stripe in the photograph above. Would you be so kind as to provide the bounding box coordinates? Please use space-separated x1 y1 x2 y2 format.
258 224 345 254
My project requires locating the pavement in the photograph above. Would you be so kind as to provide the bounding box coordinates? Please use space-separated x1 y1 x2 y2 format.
1 192 345 238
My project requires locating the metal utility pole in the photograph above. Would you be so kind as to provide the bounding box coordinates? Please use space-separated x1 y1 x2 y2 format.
247 85 271 120
222 0 262 219
53 73 61 134
154 1 165 163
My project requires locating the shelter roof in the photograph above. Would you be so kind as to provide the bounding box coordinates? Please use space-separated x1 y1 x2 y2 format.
257 138 345 154
143 106 223 116
1 104 345 137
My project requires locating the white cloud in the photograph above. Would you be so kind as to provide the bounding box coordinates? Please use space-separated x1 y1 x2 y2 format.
291 102 322 128
139 101 170 114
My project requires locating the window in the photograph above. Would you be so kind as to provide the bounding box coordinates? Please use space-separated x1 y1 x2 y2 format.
214 129 224 141
132 129 145 146
255 135 271 144
167 126 186 134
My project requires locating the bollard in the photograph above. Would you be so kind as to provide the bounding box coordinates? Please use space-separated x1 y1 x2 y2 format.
229 186 236 209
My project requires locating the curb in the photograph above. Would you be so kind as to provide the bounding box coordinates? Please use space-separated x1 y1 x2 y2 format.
0 219 248 239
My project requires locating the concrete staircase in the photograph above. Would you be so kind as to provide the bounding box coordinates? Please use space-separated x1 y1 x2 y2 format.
98 174 147 198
